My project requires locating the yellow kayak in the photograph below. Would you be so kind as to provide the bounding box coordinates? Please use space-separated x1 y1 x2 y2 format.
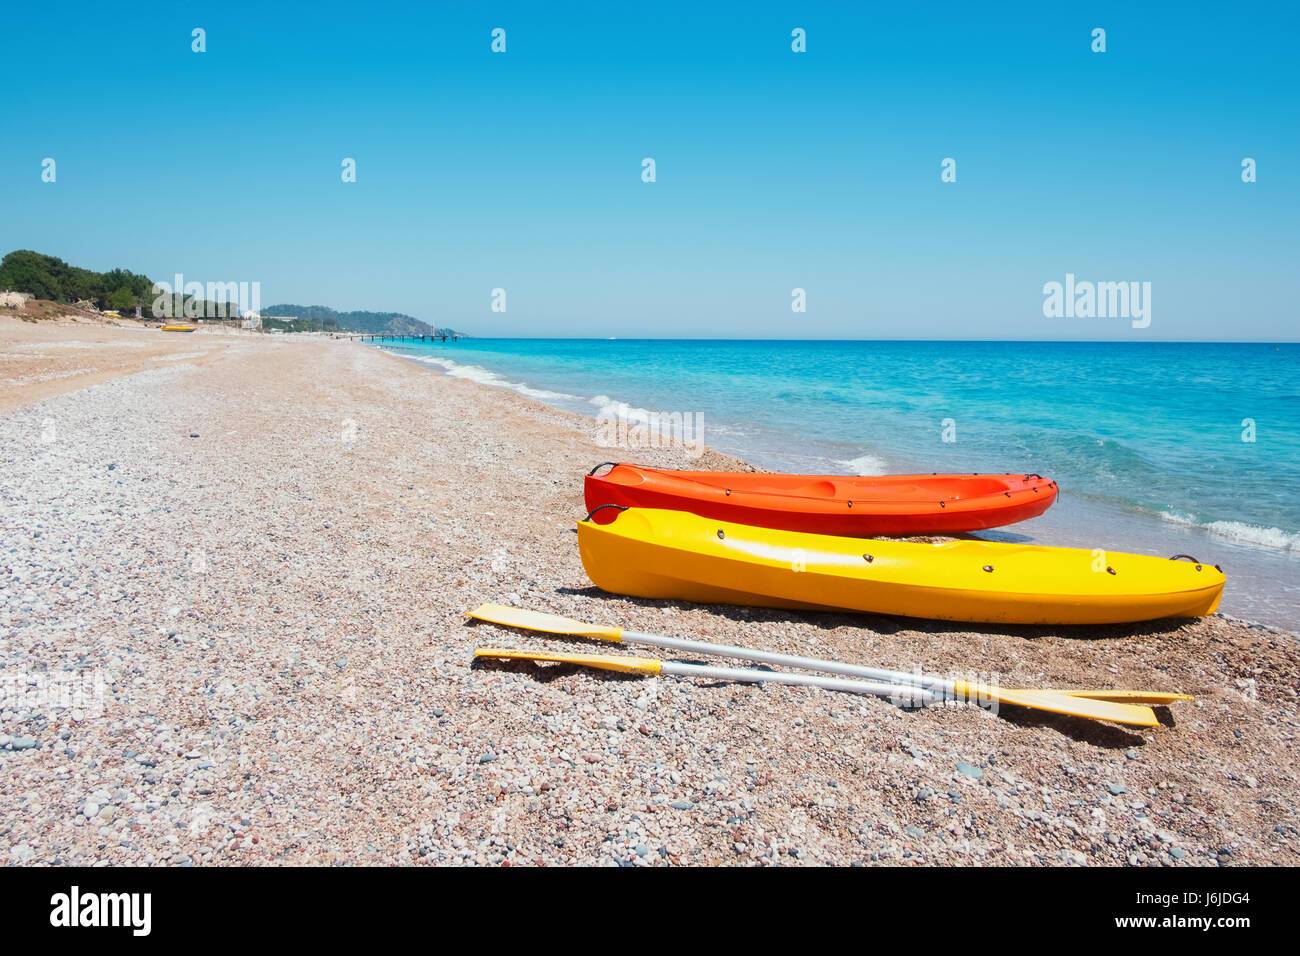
577 507 1225 626
160 324 197 332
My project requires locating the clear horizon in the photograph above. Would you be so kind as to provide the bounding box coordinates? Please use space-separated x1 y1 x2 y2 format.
3 1 1297 341
364 335 1299 343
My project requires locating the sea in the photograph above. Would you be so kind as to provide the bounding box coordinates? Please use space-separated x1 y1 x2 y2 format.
375 338 1300 631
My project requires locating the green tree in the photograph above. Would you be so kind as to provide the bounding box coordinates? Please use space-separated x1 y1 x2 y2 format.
0 250 65 299
0 251 160 308
108 287 137 311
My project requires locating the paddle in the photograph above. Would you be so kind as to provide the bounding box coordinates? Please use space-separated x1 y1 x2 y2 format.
468 604 1184 726
475 647 937 703
467 603 1189 706
473 647 1158 726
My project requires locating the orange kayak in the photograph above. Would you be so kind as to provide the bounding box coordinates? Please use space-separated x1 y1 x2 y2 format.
584 463 1058 536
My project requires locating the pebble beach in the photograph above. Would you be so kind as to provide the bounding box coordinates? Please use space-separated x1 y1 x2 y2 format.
2 315 1298 867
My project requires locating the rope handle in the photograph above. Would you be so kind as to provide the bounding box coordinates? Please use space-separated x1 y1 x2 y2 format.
1169 553 1219 572
583 503 629 522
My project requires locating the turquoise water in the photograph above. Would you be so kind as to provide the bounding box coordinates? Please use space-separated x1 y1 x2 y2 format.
378 339 1300 629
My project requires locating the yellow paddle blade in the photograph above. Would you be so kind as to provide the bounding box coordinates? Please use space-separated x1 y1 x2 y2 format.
1058 689 1193 705
468 604 623 642
954 680 1160 727
475 647 660 676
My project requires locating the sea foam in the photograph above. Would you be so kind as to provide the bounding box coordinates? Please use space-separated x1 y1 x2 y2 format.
836 454 889 476
1159 511 1300 552
399 353 580 401
590 394 654 425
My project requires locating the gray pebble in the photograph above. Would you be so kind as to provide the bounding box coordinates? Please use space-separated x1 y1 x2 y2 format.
956 761 983 779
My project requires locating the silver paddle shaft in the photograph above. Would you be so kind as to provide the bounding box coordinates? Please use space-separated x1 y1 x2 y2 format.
657 659 941 704
624 630 958 697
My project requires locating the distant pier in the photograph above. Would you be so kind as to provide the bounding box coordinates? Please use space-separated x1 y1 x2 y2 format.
336 333 460 343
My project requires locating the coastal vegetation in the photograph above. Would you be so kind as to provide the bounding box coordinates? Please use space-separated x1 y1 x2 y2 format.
0 250 239 318
0 250 463 335
0 250 156 313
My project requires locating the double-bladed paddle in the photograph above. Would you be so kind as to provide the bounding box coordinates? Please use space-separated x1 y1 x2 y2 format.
468 604 1190 727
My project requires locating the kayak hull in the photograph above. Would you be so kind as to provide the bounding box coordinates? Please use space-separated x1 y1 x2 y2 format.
577 508 1224 626
585 464 1057 536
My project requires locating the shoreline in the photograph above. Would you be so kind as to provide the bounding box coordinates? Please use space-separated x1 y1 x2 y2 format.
371 340 1300 633
1 318 1297 866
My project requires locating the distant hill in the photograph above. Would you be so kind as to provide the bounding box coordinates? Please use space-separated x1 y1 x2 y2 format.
261 304 466 337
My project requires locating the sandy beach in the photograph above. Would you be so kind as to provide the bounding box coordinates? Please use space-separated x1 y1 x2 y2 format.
1 315 1297 867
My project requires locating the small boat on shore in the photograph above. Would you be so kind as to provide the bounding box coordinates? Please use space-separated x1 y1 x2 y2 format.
160 324 197 332
577 507 1225 626
585 463 1058 536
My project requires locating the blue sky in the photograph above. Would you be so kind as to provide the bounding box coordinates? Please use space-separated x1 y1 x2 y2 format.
2 1 1296 339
